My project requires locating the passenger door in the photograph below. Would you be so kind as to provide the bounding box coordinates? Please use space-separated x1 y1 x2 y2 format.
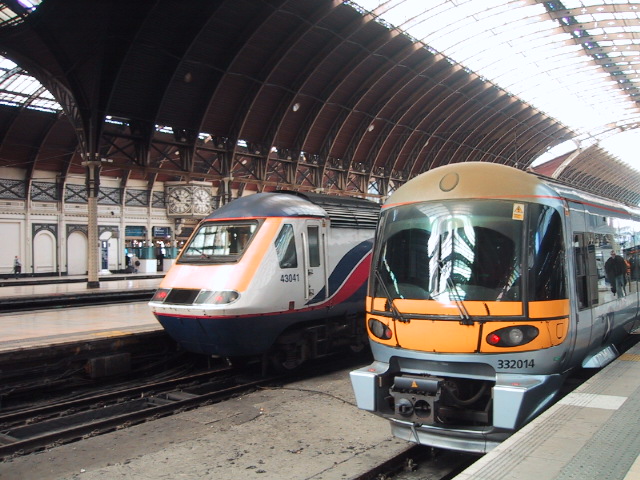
302 220 327 304
568 202 597 366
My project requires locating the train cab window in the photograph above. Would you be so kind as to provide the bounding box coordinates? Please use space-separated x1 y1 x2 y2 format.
527 205 567 301
178 220 259 263
275 223 298 269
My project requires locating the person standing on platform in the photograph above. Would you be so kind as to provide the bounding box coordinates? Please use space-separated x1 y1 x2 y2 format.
13 255 21 279
605 250 627 298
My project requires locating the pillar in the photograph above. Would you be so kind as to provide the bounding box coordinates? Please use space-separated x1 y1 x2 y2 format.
83 159 101 288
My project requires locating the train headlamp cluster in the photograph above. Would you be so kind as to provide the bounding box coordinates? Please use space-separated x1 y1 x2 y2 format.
368 317 392 340
150 288 239 305
151 288 170 302
194 290 239 305
486 325 539 347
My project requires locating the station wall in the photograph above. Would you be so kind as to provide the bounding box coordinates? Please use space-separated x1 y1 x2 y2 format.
0 168 190 277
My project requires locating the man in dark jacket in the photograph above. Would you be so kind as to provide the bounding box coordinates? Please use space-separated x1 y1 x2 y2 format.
605 250 627 298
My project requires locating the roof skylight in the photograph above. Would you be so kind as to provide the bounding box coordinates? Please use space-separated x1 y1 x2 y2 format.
352 0 640 171
0 0 40 27
0 56 61 112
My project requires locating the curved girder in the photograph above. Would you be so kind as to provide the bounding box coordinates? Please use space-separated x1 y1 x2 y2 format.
0 0 638 206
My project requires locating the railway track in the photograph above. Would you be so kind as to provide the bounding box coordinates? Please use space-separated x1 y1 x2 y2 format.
0 366 236 459
0 354 366 460
353 445 478 480
0 330 188 412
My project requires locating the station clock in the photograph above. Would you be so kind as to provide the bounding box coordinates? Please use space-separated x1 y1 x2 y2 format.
166 186 192 215
192 186 212 215
165 183 213 217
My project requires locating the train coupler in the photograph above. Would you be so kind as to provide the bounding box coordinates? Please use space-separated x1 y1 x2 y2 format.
390 375 443 423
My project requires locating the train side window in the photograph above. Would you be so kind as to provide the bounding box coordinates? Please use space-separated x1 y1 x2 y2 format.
275 224 298 268
308 225 321 267
528 205 567 301
573 232 599 309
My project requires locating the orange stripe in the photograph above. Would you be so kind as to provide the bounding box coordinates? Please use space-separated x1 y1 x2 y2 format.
233 218 282 291
383 194 565 209
369 297 523 316
529 299 570 318
368 314 569 353
160 218 282 292
396 299 523 316
383 195 636 217
369 297 569 319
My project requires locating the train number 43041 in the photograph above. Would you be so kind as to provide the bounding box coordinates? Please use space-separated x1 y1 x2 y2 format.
280 273 300 283
497 359 535 369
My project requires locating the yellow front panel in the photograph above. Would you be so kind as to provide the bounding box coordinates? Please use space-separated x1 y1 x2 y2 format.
393 299 522 316
529 299 570 318
367 296 570 353
393 318 481 352
368 297 522 317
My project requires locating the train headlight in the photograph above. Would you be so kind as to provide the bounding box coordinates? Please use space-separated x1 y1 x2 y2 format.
368 318 392 340
151 288 170 303
194 290 239 305
486 325 538 347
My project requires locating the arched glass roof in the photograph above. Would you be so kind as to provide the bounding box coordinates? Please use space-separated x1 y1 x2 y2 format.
2 0 640 176
351 0 640 170
0 0 39 27
0 56 60 112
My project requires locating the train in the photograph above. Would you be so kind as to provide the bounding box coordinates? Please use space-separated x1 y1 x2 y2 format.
149 190 380 371
350 162 640 453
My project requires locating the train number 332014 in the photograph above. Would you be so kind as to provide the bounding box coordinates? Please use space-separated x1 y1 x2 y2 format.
497 359 535 369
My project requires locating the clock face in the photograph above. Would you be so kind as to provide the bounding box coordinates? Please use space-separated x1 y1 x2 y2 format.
192 187 211 215
167 186 191 214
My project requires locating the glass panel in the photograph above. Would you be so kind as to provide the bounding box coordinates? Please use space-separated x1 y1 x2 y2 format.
527 205 567 301
0 56 61 112
275 223 297 269
373 200 523 302
178 220 258 263
308 225 320 267
350 1 640 170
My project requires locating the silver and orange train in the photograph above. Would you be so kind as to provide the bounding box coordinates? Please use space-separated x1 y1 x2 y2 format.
350 162 640 453
149 191 379 371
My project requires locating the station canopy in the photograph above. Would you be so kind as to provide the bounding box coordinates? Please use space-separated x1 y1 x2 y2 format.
1 0 640 204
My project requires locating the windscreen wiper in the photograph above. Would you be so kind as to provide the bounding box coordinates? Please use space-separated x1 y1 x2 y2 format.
437 260 473 326
375 270 410 324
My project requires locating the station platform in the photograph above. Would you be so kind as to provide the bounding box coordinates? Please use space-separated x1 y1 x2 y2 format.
0 274 164 354
0 272 164 312
0 270 165 288
454 334 640 480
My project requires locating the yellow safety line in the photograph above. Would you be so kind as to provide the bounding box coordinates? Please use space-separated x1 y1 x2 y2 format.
619 353 640 362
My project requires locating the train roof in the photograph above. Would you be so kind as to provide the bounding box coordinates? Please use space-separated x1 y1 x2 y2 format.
539 178 640 218
385 162 640 219
206 191 380 229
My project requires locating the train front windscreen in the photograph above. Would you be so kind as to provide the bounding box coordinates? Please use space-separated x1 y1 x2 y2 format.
372 200 566 304
178 220 260 264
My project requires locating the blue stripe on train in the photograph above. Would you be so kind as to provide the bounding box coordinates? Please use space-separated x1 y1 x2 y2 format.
307 238 373 305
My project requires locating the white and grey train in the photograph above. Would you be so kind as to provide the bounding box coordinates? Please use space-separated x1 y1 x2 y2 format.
150 191 379 371
350 162 640 453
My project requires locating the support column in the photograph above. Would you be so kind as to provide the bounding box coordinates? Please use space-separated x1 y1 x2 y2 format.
221 176 232 205
83 159 101 288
